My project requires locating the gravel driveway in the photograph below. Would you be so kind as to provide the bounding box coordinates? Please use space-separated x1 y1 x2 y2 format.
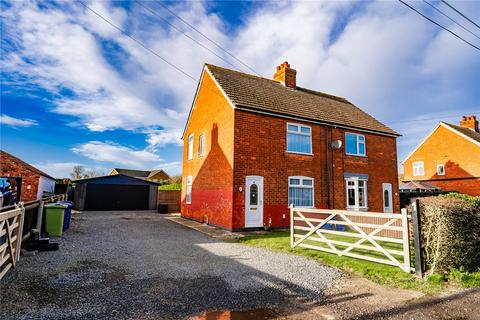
0 211 340 320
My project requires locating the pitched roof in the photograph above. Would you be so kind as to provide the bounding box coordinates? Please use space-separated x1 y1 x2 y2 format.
399 181 441 191
205 64 399 136
147 169 169 180
442 122 480 145
113 168 151 178
0 150 55 180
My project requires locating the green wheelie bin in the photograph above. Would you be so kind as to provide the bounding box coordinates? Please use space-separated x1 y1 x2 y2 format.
44 203 67 237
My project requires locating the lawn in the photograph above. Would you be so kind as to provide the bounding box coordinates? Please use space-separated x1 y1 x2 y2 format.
239 231 480 293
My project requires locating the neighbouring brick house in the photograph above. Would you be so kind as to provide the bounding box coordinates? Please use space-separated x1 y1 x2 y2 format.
181 62 401 230
402 115 480 196
0 150 56 202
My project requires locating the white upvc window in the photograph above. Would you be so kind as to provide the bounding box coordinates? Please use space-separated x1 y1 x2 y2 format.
345 133 366 156
187 134 194 160
437 164 445 176
198 134 205 157
288 176 314 208
186 176 192 204
413 161 424 176
286 123 312 155
345 177 368 210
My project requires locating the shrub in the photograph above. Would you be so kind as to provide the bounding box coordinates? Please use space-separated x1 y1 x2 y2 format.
415 195 480 274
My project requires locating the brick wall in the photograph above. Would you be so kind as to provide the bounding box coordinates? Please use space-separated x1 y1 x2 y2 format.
403 124 480 196
0 152 40 201
233 110 400 229
181 70 235 228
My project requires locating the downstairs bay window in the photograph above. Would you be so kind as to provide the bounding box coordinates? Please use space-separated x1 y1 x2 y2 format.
345 176 368 210
288 176 314 208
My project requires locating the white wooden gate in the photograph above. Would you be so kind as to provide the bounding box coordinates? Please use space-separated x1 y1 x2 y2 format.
0 205 25 280
290 206 412 272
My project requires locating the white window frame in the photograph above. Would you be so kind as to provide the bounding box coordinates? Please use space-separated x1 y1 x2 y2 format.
345 133 366 156
437 164 445 176
198 133 205 157
288 176 314 208
186 175 192 204
187 134 194 160
412 161 424 176
286 123 313 155
345 177 368 210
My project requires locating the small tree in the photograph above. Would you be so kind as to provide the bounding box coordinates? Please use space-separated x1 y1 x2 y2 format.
70 165 85 180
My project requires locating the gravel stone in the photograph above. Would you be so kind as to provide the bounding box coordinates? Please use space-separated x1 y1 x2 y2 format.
0 211 341 319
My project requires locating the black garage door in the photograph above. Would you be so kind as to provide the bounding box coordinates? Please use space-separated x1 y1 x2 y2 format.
84 184 149 211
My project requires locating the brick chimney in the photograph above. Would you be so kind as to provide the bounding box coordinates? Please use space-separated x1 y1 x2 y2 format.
273 61 296 88
460 115 479 132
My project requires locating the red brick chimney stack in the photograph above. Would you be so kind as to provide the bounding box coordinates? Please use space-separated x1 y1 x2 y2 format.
273 61 296 88
460 115 479 132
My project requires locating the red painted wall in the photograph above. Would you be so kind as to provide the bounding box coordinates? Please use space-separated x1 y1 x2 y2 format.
181 70 235 229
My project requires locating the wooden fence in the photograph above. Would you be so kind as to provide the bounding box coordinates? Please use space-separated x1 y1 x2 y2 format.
0 194 66 280
157 190 181 213
290 205 412 272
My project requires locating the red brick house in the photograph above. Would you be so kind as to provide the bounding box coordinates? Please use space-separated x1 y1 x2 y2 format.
181 62 401 230
402 116 480 196
0 150 56 202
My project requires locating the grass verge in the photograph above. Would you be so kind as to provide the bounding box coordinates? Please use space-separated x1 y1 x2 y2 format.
239 231 480 293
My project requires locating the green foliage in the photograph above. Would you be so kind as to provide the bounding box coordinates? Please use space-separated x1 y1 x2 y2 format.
240 231 480 293
158 183 181 190
441 192 480 207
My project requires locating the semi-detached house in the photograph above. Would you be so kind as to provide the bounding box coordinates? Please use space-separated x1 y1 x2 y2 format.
181 62 401 231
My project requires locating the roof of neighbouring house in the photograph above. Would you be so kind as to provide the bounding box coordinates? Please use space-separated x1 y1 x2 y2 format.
442 122 480 145
0 150 55 180
399 181 441 191
113 168 170 180
204 64 399 136
74 174 161 185
147 169 169 180
113 168 151 178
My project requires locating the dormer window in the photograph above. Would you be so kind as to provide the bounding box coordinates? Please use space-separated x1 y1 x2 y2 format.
345 133 366 156
286 123 312 155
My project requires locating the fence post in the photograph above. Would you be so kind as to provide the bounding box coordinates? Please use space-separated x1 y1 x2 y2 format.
290 204 294 247
412 199 424 277
36 200 45 231
16 203 26 262
401 208 411 272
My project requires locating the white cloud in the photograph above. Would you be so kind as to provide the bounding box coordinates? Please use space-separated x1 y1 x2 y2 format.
32 162 107 179
0 114 38 127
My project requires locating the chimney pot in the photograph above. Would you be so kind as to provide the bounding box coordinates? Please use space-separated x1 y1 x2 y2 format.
273 61 296 88
460 115 478 132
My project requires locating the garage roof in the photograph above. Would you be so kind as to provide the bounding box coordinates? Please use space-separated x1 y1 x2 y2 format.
74 174 161 185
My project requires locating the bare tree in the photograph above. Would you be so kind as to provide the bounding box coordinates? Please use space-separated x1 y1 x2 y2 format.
70 165 85 180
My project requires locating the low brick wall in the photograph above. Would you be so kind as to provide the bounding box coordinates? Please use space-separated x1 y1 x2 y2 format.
158 190 181 213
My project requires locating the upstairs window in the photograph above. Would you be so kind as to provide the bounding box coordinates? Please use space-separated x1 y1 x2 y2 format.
188 134 194 160
437 164 445 176
198 134 205 157
413 161 424 176
345 133 366 156
186 176 192 204
287 123 312 154
288 176 314 208
345 178 368 210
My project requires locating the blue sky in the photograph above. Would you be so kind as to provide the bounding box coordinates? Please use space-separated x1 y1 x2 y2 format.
1 0 479 178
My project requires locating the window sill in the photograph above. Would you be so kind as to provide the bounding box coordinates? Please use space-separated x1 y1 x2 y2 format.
345 153 367 158
286 151 314 156
346 207 368 212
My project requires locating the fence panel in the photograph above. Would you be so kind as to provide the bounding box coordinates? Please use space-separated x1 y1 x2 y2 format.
290 206 412 272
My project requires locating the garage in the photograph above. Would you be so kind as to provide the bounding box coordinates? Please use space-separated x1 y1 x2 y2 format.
74 174 159 211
